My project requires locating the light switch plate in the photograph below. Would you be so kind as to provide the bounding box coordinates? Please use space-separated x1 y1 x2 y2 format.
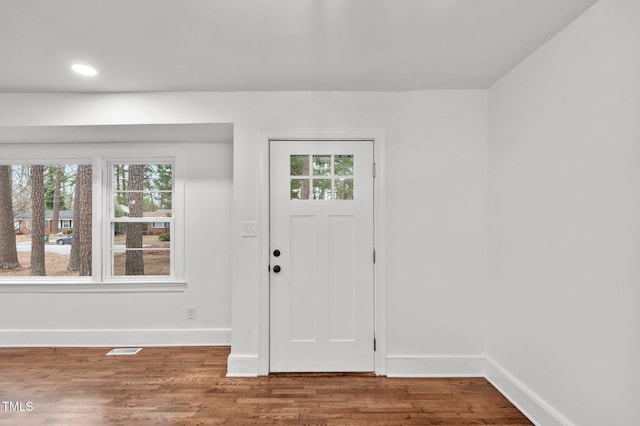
241 221 258 237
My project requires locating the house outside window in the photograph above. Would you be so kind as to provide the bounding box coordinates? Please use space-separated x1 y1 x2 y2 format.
1 153 183 289
0 164 91 278
109 162 175 279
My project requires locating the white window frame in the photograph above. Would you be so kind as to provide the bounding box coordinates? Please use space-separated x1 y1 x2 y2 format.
104 159 179 282
0 144 186 293
59 220 72 229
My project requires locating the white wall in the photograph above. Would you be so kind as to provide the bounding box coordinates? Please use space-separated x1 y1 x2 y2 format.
0 90 488 375
385 91 487 370
0 140 233 346
488 0 640 424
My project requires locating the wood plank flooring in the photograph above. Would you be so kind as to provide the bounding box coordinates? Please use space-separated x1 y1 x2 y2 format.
0 346 532 425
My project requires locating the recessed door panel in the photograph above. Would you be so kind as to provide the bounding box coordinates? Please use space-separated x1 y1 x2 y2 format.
328 215 356 342
289 215 317 342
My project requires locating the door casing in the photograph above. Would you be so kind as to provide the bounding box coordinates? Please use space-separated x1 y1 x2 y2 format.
257 129 387 376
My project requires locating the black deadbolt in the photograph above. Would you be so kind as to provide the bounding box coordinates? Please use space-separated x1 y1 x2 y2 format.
273 249 281 257
273 265 281 273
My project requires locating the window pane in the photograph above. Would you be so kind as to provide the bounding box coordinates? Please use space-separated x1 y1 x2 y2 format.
312 155 331 176
290 179 310 200
114 192 173 218
112 164 173 213
113 250 171 276
110 163 174 280
313 179 332 200
112 223 171 276
334 179 354 200
113 164 172 190
290 155 309 176
334 155 354 176
0 164 92 278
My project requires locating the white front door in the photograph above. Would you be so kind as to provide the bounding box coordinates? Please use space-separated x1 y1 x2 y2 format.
269 140 375 372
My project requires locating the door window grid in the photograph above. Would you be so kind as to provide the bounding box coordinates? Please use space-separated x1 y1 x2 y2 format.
290 155 354 200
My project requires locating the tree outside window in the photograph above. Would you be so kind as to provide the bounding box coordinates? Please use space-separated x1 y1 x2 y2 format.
1 159 178 283
110 163 173 278
0 164 92 277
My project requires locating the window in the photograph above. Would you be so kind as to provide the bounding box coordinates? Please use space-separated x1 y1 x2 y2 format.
0 164 92 277
1 155 182 287
108 163 174 278
290 154 354 200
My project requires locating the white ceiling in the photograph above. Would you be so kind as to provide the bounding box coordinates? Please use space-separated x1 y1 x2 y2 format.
0 0 598 93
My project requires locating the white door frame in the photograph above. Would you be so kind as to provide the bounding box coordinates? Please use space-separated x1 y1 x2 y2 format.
257 129 387 375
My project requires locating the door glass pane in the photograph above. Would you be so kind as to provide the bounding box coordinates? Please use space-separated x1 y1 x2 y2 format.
334 179 354 200
334 155 354 176
312 155 331 176
290 179 310 200
290 155 309 176
313 179 332 200
289 154 356 201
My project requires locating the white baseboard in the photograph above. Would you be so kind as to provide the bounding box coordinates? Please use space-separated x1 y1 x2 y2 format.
484 359 573 426
0 328 231 347
386 355 572 426
226 353 259 377
386 355 486 377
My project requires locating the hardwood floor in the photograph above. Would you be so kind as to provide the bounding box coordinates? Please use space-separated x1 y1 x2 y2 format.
0 346 532 425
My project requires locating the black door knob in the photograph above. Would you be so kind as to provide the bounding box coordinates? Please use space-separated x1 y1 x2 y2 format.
273 265 281 273
273 249 281 257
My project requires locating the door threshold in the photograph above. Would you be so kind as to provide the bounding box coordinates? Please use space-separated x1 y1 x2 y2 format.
268 371 375 377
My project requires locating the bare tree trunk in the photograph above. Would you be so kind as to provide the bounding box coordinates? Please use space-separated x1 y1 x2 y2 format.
51 165 64 234
76 165 92 276
67 172 80 272
116 165 123 191
67 165 92 274
126 165 145 275
30 165 46 276
0 165 20 269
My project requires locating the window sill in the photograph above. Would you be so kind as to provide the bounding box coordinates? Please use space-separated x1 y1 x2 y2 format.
0 281 187 293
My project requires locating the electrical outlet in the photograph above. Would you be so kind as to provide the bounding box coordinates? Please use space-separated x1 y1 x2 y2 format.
187 306 196 320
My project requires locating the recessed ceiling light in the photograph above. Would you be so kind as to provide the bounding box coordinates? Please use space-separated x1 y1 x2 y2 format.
71 63 98 77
